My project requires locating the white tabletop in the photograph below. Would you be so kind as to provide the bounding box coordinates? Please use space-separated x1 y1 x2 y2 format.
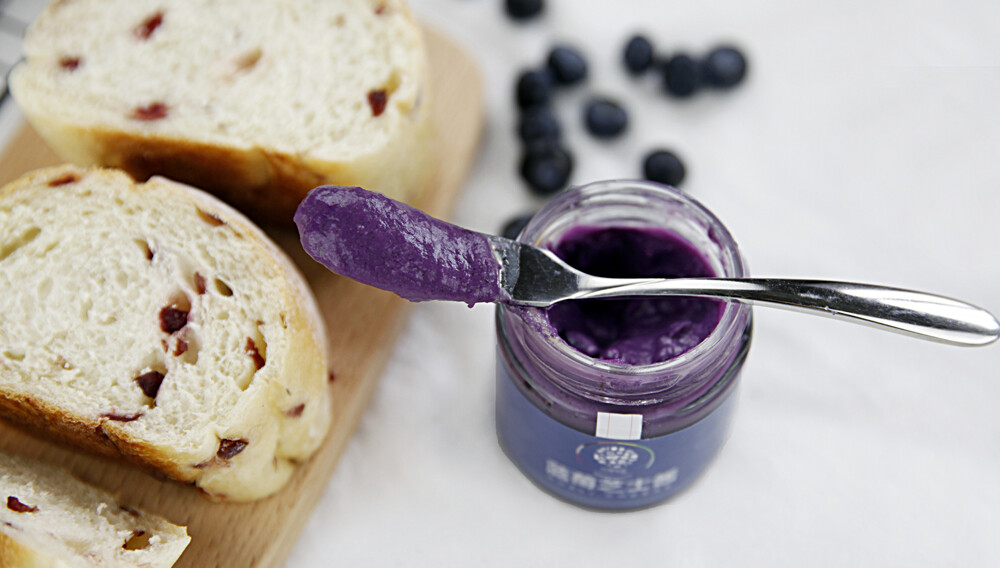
288 1 1000 566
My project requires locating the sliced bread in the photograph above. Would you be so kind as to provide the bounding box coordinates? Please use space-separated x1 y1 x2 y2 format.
0 450 190 567
0 165 331 501
10 0 433 226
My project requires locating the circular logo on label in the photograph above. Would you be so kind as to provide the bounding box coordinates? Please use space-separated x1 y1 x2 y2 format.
575 442 656 478
592 445 639 469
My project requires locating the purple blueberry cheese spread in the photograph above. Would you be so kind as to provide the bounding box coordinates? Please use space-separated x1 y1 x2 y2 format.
295 186 502 305
544 226 723 365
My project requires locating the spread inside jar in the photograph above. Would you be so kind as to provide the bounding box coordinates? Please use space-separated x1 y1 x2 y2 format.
544 226 723 365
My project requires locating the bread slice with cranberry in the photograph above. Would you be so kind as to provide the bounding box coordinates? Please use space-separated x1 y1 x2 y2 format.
0 450 190 567
0 165 331 501
9 0 432 226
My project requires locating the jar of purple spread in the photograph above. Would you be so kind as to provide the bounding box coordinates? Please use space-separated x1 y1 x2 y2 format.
495 180 752 510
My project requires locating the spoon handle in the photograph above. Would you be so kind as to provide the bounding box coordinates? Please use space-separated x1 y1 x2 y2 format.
577 278 1000 346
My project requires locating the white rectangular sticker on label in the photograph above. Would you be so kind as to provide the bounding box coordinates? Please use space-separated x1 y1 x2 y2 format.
595 412 643 440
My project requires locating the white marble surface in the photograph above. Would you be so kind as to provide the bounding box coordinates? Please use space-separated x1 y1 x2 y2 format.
288 1 1000 566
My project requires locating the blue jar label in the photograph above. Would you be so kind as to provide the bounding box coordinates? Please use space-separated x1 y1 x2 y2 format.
496 355 739 510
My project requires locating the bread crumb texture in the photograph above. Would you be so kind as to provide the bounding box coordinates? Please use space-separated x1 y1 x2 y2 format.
0 166 332 501
10 0 433 224
0 451 190 567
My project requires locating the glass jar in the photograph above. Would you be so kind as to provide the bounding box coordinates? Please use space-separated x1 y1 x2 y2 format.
495 180 752 510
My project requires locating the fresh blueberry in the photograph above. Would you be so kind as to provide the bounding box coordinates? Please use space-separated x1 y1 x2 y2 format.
501 213 535 240
515 69 554 109
643 149 686 187
663 53 700 98
518 106 561 143
547 45 588 86
623 35 654 75
702 46 747 88
504 0 544 21
520 141 573 196
583 98 628 139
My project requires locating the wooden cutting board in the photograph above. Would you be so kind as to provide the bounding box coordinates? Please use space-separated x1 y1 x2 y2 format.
0 26 483 568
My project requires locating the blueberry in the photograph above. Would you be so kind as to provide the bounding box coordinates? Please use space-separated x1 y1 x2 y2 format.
504 0 544 21
623 35 654 75
501 213 535 240
663 53 700 98
518 106 561 143
702 46 747 88
583 98 628 139
547 45 587 86
520 141 573 196
515 69 554 109
643 150 686 187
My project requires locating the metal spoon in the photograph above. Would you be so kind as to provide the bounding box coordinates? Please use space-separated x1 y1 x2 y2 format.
488 236 1000 347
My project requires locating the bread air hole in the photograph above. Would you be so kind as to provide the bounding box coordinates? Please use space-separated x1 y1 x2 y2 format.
0 226 41 261
214 278 233 296
47 173 78 186
2 351 25 362
233 47 262 73
123 530 152 550
135 239 154 261
197 208 225 227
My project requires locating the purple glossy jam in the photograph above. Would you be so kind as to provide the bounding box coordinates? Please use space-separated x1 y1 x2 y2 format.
545 227 724 365
295 186 502 305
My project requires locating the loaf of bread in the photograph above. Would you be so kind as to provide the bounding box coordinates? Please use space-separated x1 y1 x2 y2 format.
0 451 190 567
0 165 331 501
10 0 432 226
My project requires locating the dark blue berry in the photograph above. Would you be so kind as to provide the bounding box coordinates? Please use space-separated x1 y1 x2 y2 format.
520 141 573 196
663 53 700 98
515 69 554 109
505 0 543 21
518 106 561 143
702 46 747 88
501 213 535 240
547 45 587 86
584 98 628 139
643 150 686 187
623 35 654 75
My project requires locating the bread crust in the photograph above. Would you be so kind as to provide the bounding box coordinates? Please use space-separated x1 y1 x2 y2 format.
0 165 332 501
23 110 433 227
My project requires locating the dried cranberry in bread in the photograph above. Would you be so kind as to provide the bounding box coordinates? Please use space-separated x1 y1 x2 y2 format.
0 165 331 501
0 451 190 567
10 0 432 226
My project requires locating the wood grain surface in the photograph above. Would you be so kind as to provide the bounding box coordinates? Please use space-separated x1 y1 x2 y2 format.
0 26 482 568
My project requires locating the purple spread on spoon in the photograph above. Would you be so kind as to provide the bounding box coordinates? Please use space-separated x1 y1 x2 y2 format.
296 185 723 367
295 186 502 305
